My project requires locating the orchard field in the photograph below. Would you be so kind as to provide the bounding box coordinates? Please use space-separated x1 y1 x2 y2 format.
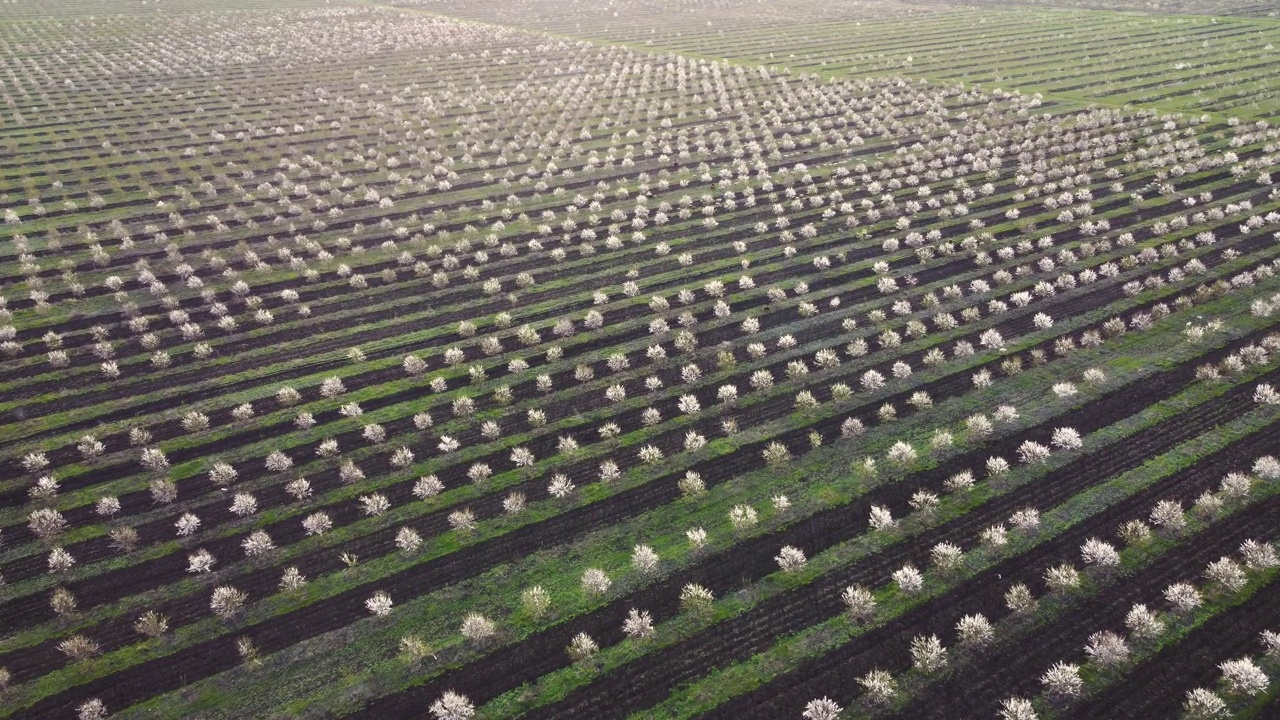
1 1 1279 719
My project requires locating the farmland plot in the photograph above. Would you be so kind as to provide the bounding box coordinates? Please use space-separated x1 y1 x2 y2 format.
1 1 1279 719
402 0 1280 118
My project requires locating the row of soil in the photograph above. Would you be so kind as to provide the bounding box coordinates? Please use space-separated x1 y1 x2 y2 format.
0 279 1127 661
929 26 1259 91
0 227 965 531
0 101 1083 400
3 226 1269 657
1 94 1167 363
641 13 1226 66
0 240 1239 628
738 465 1280 720
0 169 1158 525
5 181 1264 573
1090 57 1280 103
499 367 1280 719
1 74 944 295
0 118 1208 415
1 43 912 198
7 153 1262 507
14 305 1269 717
343 353 1218 717
1071 540 1280 718
0 131 965 421
730 429 1280 719
9 132 1258 442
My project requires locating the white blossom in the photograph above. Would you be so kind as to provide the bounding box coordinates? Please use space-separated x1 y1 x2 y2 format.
998 697 1039 720
1084 630 1130 667
911 632 952 671
1219 656 1269 696
175 512 201 537
893 564 924 594
859 669 896 705
459 614 495 643
1182 688 1228 719
187 548 216 573
775 546 807 572
366 591 393 617
956 614 994 646
430 690 474 720
622 608 655 639
1041 661 1083 699
632 544 660 574
802 697 842 720
581 568 611 595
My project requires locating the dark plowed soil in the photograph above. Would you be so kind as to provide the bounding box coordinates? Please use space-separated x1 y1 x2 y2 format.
1071 548 1280 719
724 432 1280 719
360 367 1278 718
735 498 1280 719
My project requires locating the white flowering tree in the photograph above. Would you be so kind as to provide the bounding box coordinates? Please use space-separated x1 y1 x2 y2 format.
1040 661 1083 700
802 697 842 720
622 608 655 640
430 690 474 720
